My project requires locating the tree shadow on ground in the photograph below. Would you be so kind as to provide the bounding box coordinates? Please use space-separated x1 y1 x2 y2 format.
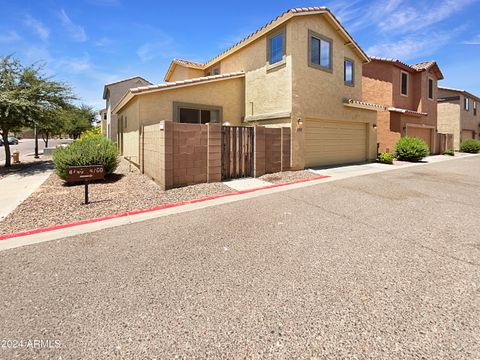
0 160 54 178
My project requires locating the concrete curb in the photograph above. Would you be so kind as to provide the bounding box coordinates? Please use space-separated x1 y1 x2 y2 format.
0 175 330 251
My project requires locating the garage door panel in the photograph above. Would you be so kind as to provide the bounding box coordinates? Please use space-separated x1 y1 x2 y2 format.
305 119 368 167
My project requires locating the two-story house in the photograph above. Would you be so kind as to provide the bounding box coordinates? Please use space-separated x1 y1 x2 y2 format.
102 76 152 143
362 57 444 154
114 7 382 170
437 87 479 150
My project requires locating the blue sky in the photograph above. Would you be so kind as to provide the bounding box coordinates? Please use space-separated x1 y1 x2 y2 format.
1 0 479 110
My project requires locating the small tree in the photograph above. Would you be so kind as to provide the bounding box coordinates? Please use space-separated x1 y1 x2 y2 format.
0 55 74 167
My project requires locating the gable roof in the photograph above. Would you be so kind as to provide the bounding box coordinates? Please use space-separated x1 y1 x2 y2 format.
438 86 480 102
113 71 245 114
369 57 444 79
103 76 152 99
164 58 204 81
164 7 369 81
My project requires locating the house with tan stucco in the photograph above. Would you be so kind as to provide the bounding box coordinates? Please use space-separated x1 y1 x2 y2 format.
362 57 444 154
113 7 383 173
103 76 152 143
437 87 479 150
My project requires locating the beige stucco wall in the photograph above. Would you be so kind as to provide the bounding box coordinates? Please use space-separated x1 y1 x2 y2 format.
118 77 245 167
288 14 376 168
438 88 480 149
168 65 204 82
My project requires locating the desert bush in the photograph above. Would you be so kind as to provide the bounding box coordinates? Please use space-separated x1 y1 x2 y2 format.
377 152 395 164
443 148 455 156
53 134 119 181
459 139 480 153
395 136 429 162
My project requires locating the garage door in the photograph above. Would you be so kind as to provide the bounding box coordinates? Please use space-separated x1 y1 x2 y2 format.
305 119 368 167
407 126 433 152
461 129 474 141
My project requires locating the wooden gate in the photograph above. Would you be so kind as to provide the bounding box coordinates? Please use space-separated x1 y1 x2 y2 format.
221 126 254 180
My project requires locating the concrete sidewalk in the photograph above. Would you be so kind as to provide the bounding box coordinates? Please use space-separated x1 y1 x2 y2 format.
0 162 54 221
308 153 477 181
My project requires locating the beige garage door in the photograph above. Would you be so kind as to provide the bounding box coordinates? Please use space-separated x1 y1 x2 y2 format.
305 119 367 167
407 126 433 152
461 129 474 141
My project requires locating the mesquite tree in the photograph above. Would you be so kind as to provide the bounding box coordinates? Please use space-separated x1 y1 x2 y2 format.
0 55 73 167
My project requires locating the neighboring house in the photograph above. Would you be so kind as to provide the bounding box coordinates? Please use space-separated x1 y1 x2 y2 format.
363 57 444 154
102 76 152 143
114 7 382 170
99 108 107 137
437 87 480 150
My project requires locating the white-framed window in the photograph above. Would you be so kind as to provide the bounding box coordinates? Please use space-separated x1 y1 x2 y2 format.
465 97 470 111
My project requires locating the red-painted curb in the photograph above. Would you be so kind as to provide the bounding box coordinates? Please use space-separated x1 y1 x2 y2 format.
0 175 329 241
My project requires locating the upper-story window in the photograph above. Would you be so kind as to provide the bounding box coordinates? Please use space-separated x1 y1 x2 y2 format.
103 113 107 120
267 29 285 65
474 101 477 116
309 30 332 72
464 97 470 111
428 78 434 99
212 66 220 75
401 71 408 96
344 58 354 86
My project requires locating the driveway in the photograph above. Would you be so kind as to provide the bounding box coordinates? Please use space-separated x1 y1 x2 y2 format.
1 156 479 359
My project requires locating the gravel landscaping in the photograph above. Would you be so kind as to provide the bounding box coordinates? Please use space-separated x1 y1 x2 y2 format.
0 159 234 235
259 169 319 184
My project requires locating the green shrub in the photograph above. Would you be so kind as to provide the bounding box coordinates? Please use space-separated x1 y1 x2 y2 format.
53 135 119 181
395 136 430 162
459 139 480 153
443 148 455 156
377 152 395 164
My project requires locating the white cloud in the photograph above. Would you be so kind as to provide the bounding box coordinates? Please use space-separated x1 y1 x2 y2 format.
24 15 50 41
136 32 177 62
366 29 461 60
0 30 21 43
378 0 477 33
463 34 480 44
58 9 87 42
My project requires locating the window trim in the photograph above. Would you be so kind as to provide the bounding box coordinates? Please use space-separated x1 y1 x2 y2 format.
464 97 470 111
308 30 333 73
173 102 223 124
400 71 409 97
428 77 434 100
266 27 286 65
124 116 127 129
344 57 355 86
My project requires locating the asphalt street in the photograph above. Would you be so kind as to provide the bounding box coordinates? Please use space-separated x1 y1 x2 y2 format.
0 138 72 163
1 156 479 359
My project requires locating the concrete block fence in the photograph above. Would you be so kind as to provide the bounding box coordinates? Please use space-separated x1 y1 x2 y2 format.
141 121 291 190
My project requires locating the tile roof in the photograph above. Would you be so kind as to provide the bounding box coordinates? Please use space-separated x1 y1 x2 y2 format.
113 72 245 113
438 86 480 101
172 58 204 69
369 57 444 79
131 71 245 94
164 6 369 81
343 98 385 111
388 107 428 117
204 7 367 67
411 61 436 71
